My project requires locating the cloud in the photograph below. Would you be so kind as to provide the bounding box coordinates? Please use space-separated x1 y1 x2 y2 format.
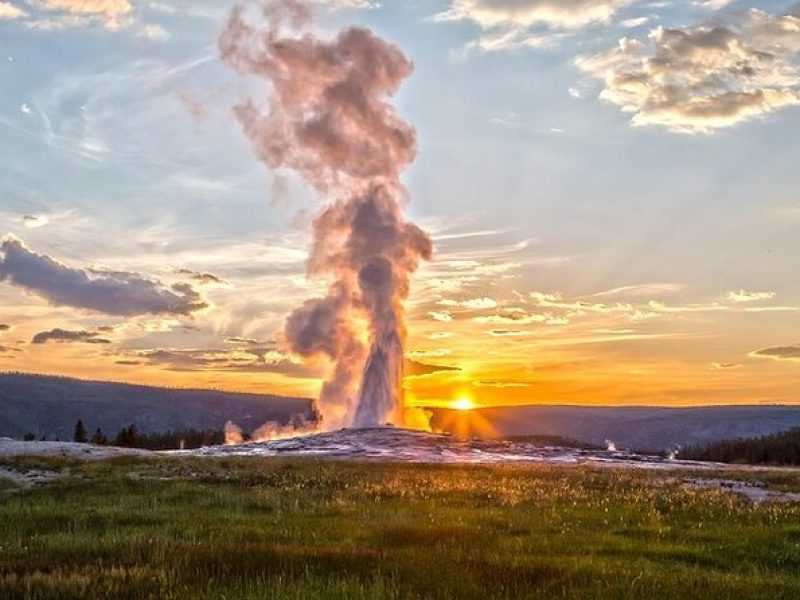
576 9 800 132
436 286 800 342
487 329 534 337
427 332 453 340
727 290 776 303
751 345 800 362
225 336 273 346
31 328 111 344
437 296 498 310
404 359 460 377
474 309 552 325
137 23 168 40
473 379 532 387
22 214 49 228
433 0 635 50
17 0 167 33
316 0 377 7
0 2 27 20
429 310 454 322
619 16 648 28
0 235 207 316
117 347 319 377
35 0 132 28
697 0 734 9
590 283 685 298
0 324 9 332
710 362 740 370
176 268 229 286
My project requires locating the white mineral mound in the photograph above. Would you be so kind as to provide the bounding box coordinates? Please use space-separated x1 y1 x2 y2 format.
183 427 693 468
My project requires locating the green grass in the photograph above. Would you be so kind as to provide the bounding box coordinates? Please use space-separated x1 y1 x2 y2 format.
2 457 800 599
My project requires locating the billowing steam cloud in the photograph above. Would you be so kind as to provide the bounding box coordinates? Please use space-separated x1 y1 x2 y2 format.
220 0 432 428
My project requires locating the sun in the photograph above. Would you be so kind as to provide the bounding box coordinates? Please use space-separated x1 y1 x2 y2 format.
452 397 475 411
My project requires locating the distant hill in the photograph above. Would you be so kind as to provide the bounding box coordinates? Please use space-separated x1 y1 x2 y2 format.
431 405 800 452
4 373 800 451
0 372 313 440
682 428 800 465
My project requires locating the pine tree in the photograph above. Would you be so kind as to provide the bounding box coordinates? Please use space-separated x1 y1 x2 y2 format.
114 423 138 448
114 426 129 447
90 427 107 446
73 419 87 444
126 424 138 447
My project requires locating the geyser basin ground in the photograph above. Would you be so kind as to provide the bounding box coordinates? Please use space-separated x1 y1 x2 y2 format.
0 428 782 471
2 451 800 599
188 427 705 469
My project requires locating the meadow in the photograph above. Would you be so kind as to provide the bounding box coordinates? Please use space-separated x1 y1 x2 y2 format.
1 455 800 599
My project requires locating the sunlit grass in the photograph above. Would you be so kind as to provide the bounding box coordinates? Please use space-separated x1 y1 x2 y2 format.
1 457 800 598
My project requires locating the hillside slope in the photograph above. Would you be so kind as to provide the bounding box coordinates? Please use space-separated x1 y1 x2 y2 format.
432 405 800 452
682 427 800 465
0 373 313 440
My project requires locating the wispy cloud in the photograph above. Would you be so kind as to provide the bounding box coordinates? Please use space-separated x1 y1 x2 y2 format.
727 290 776 303
429 310 453 323
115 346 319 377
0 2 27 19
750 345 800 362
36 0 132 25
437 297 498 310
176 268 229 287
432 0 635 50
589 283 684 298
710 361 740 370
22 214 50 229
31 327 111 344
405 359 460 377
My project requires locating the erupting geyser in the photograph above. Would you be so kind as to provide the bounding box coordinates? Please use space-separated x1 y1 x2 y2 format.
220 0 432 429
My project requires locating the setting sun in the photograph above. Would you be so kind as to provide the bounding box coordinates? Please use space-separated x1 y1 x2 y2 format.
452 398 475 411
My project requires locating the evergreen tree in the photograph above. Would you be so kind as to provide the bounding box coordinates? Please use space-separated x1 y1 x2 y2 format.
73 419 88 443
90 427 107 445
126 423 138 447
114 426 129 447
683 427 800 466
114 423 139 448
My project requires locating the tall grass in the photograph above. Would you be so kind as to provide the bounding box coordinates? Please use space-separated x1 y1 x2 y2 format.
1 457 799 599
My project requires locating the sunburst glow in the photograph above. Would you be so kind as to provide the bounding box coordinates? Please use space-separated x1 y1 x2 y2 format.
452 397 475 411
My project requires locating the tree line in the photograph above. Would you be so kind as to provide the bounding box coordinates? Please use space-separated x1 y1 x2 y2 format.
22 420 224 450
682 428 800 466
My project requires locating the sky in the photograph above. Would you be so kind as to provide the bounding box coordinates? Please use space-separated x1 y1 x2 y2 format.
1 0 800 410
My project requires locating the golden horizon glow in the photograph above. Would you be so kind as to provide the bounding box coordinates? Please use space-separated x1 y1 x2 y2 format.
452 397 475 411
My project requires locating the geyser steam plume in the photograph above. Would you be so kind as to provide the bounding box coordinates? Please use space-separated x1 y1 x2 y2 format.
220 0 432 428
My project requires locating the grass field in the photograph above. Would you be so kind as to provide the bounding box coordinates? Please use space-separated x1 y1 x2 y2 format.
1 456 800 599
